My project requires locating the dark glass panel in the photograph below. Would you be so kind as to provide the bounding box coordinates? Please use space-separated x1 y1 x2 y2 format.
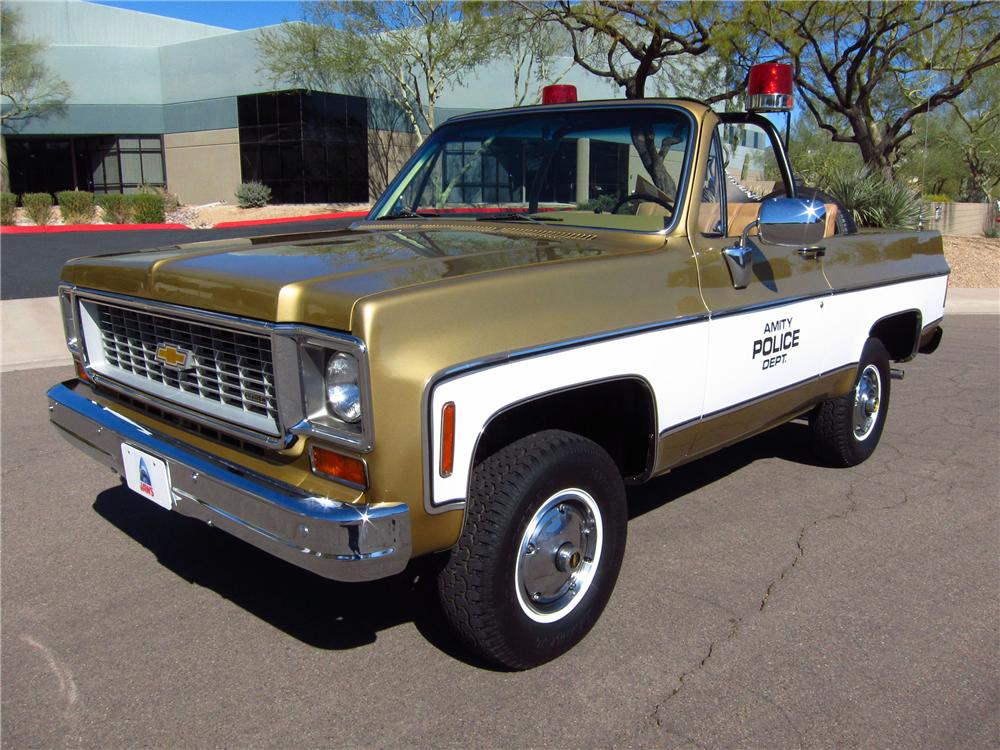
260 144 280 180
302 91 326 124
279 122 301 142
240 143 260 181
258 95 277 126
277 91 300 124
345 96 367 128
120 152 142 185
348 181 369 202
302 142 326 180
325 94 347 125
281 143 302 179
326 145 346 181
237 95 258 127
141 152 164 184
304 181 328 203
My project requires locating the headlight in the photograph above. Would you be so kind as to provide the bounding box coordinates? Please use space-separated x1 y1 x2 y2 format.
325 352 362 423
291 336 372 452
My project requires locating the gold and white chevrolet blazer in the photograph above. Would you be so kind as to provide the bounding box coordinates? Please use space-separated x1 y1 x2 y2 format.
49 94 948 668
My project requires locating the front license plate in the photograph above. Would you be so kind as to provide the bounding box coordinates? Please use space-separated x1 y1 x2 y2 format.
120 444 173 510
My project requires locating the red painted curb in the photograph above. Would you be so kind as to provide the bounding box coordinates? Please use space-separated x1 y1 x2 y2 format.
213 210 369 228
1 222 190 234
0 206 562 234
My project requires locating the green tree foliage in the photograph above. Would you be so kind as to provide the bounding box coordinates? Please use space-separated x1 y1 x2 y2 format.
530 0 745 101
896 66 999 200
486 3 574 106
0 6 70 127
787 117 865 189
257 1 495 146
942 66 1000 199
744 1 1000 176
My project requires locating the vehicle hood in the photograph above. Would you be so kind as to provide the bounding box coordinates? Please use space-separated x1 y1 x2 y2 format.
61 224 649 331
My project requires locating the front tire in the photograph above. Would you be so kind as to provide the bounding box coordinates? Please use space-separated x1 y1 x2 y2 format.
810 337 891 466
437 430 627 669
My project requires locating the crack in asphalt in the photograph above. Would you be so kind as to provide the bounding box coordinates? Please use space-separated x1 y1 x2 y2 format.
1 446 75 477
642 472 887 738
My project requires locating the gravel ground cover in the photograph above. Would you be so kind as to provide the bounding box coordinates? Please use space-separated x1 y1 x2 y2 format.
942 236 999 288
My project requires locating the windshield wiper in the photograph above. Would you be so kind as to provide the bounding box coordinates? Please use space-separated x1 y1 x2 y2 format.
376 209 439 220
476 212 563 223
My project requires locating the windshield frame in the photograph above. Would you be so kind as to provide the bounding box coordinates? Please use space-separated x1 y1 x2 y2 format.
367 102 698 235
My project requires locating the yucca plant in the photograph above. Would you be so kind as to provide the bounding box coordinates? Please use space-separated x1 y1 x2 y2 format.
821 170 921 229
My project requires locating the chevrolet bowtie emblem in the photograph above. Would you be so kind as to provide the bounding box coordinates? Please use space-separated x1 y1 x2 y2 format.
155 344 193 370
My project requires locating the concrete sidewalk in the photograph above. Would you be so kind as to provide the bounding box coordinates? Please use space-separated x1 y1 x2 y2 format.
1 296 70 372
2 289 997 373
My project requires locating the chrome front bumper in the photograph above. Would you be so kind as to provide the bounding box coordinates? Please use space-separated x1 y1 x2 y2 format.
47 382 411 582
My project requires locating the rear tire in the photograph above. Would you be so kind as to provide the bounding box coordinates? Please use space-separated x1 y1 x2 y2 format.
810 337 891 466
437 430 627 669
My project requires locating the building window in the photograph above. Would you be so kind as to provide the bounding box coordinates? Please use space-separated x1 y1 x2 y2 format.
6 135 166 196
238 90 369 204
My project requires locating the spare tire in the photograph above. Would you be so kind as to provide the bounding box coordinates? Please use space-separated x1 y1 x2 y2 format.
764 185 857 235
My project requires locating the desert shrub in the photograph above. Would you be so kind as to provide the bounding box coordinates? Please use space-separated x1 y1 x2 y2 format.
235 181 272 209
22 193 54 226
127 193 166 223
0 193 16 225
577 194 619 213
97 194 132 224
56 190 96 224
821 170 921 230
139 183 180 212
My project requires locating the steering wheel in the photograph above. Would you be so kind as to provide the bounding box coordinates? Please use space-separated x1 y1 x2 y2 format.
611 192 674 216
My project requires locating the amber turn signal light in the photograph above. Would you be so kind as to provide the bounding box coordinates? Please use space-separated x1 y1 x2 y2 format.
75 360 91 383
311 445 367 488
440 401 456 477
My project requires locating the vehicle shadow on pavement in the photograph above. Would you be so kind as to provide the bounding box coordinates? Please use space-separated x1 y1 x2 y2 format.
90 419 819 667
626 420 823 519
91 487 494 666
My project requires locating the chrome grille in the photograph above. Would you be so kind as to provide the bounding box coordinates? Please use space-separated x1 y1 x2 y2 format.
89 301 278 431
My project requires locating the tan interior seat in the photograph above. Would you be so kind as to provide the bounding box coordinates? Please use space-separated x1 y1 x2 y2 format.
636 201 670 217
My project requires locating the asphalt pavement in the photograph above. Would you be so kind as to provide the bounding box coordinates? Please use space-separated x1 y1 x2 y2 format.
2 315 997 748
0 218 358 300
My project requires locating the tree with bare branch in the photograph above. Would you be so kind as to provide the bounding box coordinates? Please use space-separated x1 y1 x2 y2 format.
1 6 70 190
257 1 495 149
527 1 747 102
747 1 1000 175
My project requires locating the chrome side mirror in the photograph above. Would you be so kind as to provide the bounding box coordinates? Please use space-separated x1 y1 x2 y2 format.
758 197 826 248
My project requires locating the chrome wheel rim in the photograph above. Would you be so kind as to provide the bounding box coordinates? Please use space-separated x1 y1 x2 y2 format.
852 364 882 441
514 488 603 624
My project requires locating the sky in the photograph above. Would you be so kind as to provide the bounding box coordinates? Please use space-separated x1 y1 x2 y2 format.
89 1 306 30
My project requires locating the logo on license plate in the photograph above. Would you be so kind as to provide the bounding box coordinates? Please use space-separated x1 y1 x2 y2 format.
139 456 155 497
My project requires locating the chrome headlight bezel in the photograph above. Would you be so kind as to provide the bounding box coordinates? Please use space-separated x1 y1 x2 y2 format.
58 285 82 358
289 333 374 452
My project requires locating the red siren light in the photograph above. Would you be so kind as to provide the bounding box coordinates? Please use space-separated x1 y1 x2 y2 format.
747 63 794 112
542 84 577 105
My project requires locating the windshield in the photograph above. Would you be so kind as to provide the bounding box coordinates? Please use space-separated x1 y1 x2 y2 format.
371 107 693 232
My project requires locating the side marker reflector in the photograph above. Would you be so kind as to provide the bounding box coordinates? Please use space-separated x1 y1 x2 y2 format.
440 402 456 478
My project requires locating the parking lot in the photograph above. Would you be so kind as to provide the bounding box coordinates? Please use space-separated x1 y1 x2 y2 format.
2 312 996 748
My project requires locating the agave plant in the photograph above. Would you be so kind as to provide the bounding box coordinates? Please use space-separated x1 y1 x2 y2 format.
821 170 921 229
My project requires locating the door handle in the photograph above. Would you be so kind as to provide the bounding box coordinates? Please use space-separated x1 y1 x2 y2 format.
797 246 826 260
